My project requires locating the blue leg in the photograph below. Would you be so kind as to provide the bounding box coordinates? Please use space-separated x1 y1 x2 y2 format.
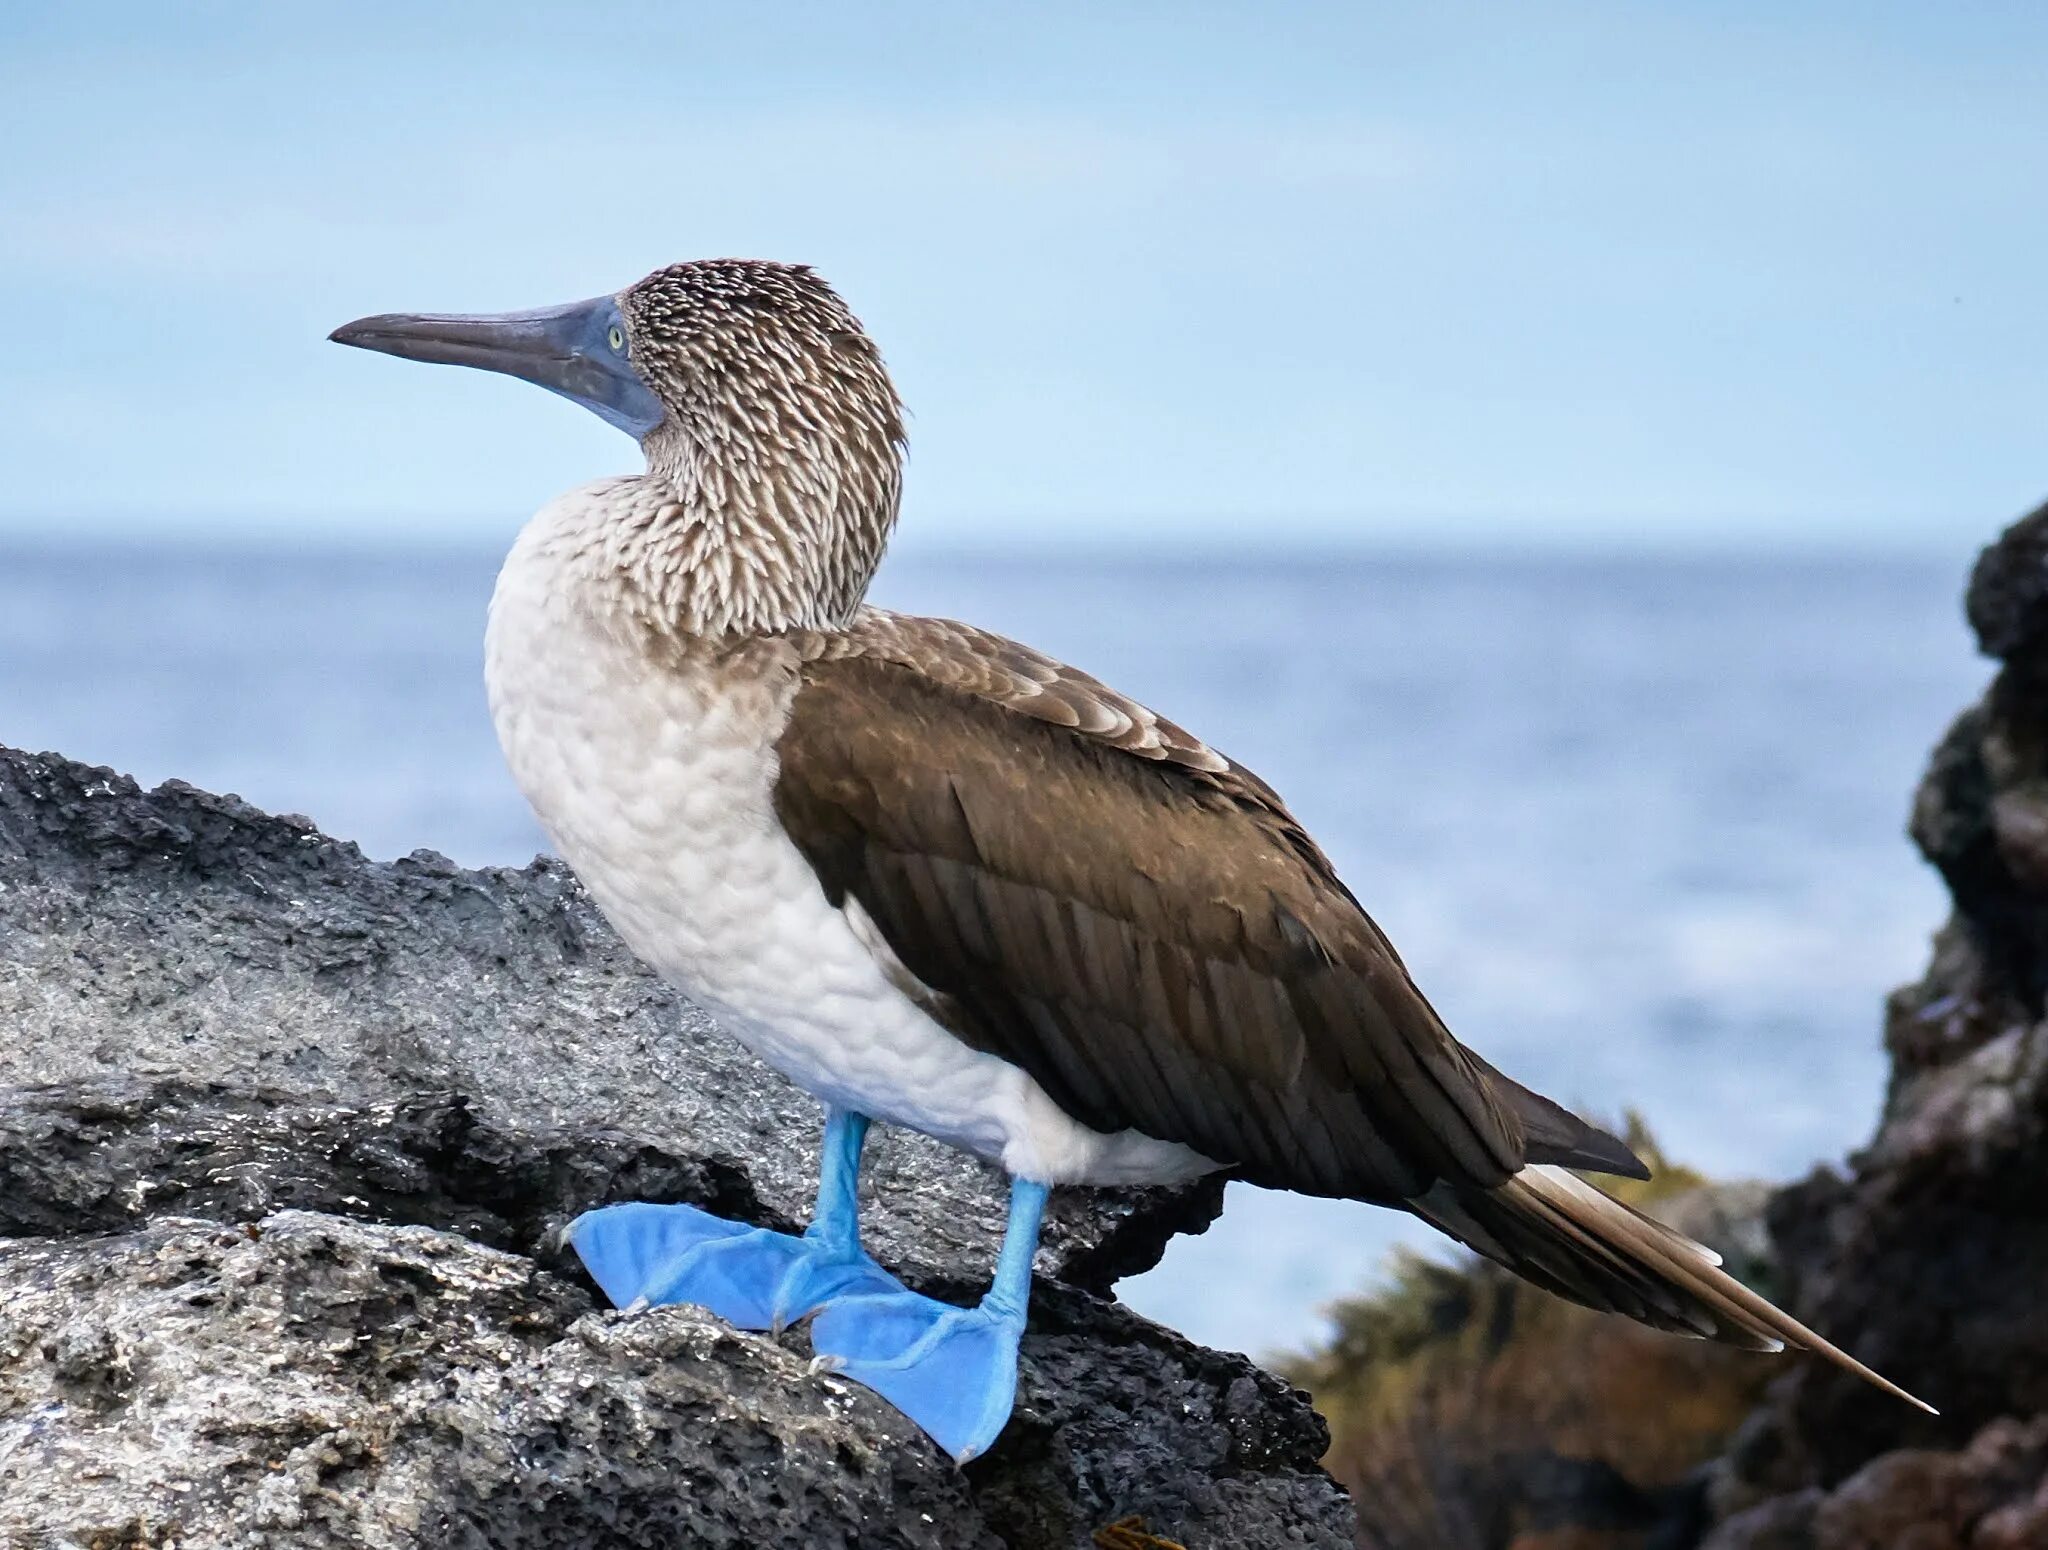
568 1107 906 1332
809 1175 1049 1462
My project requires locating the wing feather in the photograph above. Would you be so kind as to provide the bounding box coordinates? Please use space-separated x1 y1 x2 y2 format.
769 610 1927 1410
774 609 1642 1201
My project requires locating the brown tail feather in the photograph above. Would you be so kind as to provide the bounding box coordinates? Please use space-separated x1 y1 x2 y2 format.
1407 1163 1935 1413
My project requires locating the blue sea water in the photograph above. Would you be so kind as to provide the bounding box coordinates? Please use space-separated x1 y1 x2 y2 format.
0 540 1986 1357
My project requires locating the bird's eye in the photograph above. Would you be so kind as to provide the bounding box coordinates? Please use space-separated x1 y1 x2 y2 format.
607 325 626 353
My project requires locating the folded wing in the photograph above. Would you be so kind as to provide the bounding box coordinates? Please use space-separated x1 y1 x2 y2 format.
772 609 1929 1411
775 609 1645 1202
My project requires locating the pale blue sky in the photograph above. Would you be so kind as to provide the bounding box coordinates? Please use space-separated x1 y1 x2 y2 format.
2 2 2043 551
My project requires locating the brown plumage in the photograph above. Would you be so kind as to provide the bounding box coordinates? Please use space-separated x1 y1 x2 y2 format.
776 608 1931 1411
614 261 907 637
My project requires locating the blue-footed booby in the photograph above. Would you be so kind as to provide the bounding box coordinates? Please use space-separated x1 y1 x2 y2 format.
330 259 1929 1461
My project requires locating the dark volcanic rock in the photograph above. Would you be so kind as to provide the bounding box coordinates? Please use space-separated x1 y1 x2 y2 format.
0 1213 976 1549
0 745 1346 1547
1697 497 2048 1546
1967 499 2048 661
0 1213 1351 1549
1705 1420 2048 1550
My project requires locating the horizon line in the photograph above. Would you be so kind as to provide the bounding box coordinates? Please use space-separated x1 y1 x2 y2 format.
0 527 1984 571
0 509 1999 565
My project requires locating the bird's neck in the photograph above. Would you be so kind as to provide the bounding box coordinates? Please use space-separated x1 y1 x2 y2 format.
577 440 901 642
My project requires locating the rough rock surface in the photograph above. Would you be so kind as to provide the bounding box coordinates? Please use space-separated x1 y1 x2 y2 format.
0 746 1351 1547
1695 497 2048 1549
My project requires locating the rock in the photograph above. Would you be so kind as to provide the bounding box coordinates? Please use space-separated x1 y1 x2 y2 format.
1966 497 2048 661
0 1212 1350 1549
0 1212 975 1549
0 745 1351 1547
1701 1490 1822 1550
1695 498 2048 1543
1703 1419 2048 1550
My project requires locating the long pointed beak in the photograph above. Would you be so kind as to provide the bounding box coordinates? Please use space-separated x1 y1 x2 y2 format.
329 295 664 439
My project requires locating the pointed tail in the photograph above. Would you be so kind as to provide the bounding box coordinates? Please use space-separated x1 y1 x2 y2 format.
1408 1162 1934 1413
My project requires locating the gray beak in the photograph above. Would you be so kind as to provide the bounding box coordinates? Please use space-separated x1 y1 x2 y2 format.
329 294 664 439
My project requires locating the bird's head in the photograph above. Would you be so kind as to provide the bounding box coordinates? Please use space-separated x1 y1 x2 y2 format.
331 259 906 632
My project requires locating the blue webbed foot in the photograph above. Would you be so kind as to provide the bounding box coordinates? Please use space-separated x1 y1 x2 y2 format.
809 1288 1027 1462
568 1201 905 1332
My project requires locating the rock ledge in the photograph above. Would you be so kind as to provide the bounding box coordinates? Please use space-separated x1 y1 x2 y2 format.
0 746 1352 1548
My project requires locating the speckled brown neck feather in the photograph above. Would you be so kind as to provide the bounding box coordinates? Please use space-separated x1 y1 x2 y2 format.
612 260 906 638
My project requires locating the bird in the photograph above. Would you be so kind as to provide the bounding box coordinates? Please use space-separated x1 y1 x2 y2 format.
329 258 1929 1462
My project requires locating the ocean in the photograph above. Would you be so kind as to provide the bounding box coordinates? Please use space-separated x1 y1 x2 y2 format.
0 540 1986 1357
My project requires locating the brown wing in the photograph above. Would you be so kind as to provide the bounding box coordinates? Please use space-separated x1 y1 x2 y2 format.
775 610 1644 1201
775 613 1928 1410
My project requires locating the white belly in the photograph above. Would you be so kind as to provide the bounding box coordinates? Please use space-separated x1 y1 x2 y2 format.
483 490 1213 1187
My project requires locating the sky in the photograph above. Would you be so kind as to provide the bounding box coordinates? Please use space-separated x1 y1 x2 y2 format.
2 2 2043 553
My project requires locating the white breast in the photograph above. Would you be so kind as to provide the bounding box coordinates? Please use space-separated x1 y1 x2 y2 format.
483 483 1213 1188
